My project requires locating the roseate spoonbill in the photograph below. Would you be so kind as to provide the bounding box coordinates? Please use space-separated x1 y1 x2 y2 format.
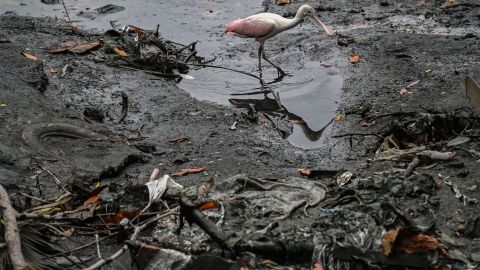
226 4 334 77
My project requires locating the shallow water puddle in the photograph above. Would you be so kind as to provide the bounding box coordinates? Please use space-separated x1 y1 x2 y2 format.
180 61 343 149
0 0 343 148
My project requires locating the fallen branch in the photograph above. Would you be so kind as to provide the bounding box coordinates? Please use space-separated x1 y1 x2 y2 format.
0 184 33 270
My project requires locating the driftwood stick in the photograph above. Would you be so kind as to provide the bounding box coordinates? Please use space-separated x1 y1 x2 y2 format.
0 184 33 270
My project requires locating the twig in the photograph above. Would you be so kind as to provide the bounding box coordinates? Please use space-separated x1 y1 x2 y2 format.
0 184 33 270
16 212 76 221
118 91 128 124
17 192 49 204
95 234 102 259
83 209 177 270
333 132 383 138
35 162 69 193
45 232 120 259
60 0 72 25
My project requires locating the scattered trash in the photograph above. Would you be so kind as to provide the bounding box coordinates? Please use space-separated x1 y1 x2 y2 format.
336 171 353 186
22 52 38 61
172 167 206 177
439 174 478 206
145 175 183 203
229 121 237 130
349 55 360 64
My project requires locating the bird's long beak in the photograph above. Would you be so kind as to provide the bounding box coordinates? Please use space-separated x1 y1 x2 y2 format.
313 15 335 36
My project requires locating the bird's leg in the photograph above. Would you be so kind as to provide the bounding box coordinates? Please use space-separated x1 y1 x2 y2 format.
258 42 264 77
261 49 286 78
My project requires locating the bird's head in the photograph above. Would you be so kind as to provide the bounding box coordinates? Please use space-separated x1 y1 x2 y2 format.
299 4 335 37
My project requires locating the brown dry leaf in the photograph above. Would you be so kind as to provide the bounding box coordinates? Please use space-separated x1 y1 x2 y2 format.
466 76 480 107
67 204 97 220
51 40 102 54
83 194 101 206
335 114 344 121
197 177 215 198
350 55 360 64
114 47 129 57
199 201 220 210
440 0 458 9
70 22 78 30
169 136 190 143
359 119 376 127
172 167 206 177
313 263 324 270
297 168 311 176
0 37 10 43
383 228 453 259
275 0 291 4
379 134 401 151
22 52 38 61
104 210 141 225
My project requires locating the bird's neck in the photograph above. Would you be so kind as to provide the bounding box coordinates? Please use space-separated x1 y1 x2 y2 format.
284 11 305 30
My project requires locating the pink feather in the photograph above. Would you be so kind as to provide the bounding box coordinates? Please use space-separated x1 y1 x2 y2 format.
226 17 275 38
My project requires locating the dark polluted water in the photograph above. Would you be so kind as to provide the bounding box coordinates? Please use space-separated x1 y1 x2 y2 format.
0 0 343 149
178 61 343 149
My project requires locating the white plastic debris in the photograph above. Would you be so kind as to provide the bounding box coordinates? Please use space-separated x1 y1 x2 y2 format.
336 171 353 187
145 175 183 203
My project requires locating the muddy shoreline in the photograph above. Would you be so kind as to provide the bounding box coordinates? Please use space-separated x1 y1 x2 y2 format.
1 0 480 269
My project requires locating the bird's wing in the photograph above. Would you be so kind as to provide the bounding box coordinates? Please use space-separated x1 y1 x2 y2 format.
226 16 275 38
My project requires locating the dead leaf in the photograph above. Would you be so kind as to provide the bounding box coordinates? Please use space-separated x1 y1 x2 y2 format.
197 177 215 198
407 80 420 88
359 119 376 127
289 119 306 124
104 210 141 225
83 194 101 206
199 201 220 210
49 67 58 74
313 263 324 270
335 114 344 121
22 52 38 61
447 136 471 147
114 47 128 57
0 37 10 43
275 0 291 4
383 227 453 259
466 76 480 107
172 167 206 177
440 0 458 9
400 89 413 95
169 136 190 143
379 134 401 151
51 40 102 54
349 55 360 64
297 168 311 176
67 204 97 220
70 22 78 30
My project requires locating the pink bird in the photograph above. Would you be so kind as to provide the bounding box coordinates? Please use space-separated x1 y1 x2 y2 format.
226 4 335 77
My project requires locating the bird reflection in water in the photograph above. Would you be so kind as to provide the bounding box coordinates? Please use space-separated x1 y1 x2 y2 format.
229 91 333 142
